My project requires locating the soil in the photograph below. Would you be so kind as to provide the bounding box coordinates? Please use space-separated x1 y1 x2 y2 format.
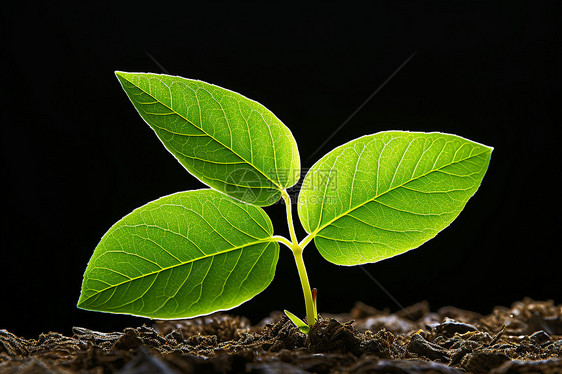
1 298 561 373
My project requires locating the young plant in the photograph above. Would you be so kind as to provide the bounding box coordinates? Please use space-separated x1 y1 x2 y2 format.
78 72 493 333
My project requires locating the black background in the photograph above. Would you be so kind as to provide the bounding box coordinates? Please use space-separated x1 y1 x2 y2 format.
2 2 561 338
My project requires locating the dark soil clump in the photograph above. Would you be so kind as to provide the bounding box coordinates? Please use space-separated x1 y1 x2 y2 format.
1 298 561 373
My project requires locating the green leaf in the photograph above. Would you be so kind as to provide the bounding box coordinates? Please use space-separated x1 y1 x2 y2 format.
115 71 300 206
77 189 279 319
297 131 493 266
284 309 310 333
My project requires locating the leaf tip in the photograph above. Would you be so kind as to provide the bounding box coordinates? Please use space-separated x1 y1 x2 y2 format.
482 144 494 159
76 288 96 311
114 70 132 83
76 295 87 310
284 309 309 333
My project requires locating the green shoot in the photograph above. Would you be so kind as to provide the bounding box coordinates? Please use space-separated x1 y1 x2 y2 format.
78 72 492 334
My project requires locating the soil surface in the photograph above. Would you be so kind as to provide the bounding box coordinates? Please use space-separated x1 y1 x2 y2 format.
1 298 561 373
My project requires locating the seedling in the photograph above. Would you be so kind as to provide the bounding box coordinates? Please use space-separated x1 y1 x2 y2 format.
78 72 492 333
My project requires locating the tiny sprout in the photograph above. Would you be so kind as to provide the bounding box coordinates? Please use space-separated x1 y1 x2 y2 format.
78 72 492 333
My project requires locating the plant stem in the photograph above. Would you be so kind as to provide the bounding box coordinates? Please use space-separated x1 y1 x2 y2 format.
292 246 316 326
281 190 298 246
272 235 293 249
298 233 315 250
280 189 317 328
